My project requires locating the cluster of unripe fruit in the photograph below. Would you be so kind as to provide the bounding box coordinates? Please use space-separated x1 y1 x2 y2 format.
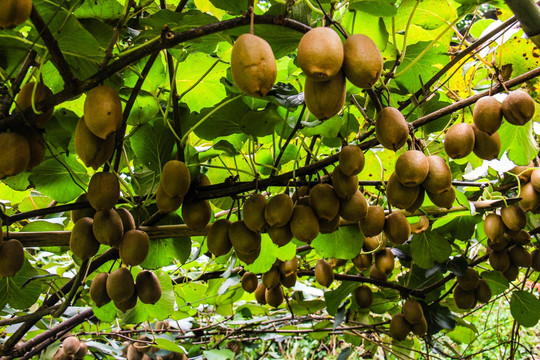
452 267 492 310
444 90 536 160
122 326 187 360
53 336 87 360
389 299 428 341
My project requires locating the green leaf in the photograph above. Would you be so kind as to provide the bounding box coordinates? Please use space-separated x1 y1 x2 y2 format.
510 290 540 327
125 91 160 125
370 289 401 314
225 25 303 59
410 229 452 269
124 55 168 93
324 281 357 316
498 120 538 166
189 97 250 140
203 349 236 360
0 260 41 310
342 9 389 50
238 107 283 137
394 0 457 31
311 226 364 260
349 1 397 17
480 270 509 296
130 121 176 174
175 283 207 317
0 183 30 204
73 0 124 20
432 213 482 241
92 299 117 322
426 303 455 335
496 35 540 80
29 156 89 203
208 0 245 14
154 337 186 353
141 237 192 270
447 326 476 344
22 221 64 232
243 234 296 273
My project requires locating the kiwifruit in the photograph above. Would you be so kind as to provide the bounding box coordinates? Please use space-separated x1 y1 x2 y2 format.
62 336 81 356
126 344 143 360
297 27 343 81
444 122 475 159
265 193 294 227
530 169 540 193
207 219 232 257
359 206 385 237
473 96 502 135
500 205 527 231
106 267 135 303
453 285 476 309
136 270 162 304
93 209 124 247
262 266 281 289
133 336 152 353
364 234 386 253
0 239 25 277
161 160 191 199
87 172 120 211
292 186 309 203
314 259 334 287
487 236 508 251
510 164 534 182
411 316 428 336
116 207 136 232
71 193 96 223
281 272 297 288
229 220 261 255
332 166 358 200
472 125 501 160
230 33 276 97
394 150 430 187
339 190 368 222
384 211 411 245
484 213 506 241
0 0 32 29
342 34 383 89
70 217 100 260
241 272 258 293
309 183 340 221
319 214 340 234
236 247 260 265
16 82 54 128
338 145 365 176
254 282 267 305
375 107 409 151
354 285 373 308
489 250 511 272
74 342 88 359
278 257 298 277
328 258 347 268
23 131 46 170
119 230 150 266
518 182 540 211
265 285 284 308
305 70 346 120
375 248 395 275
427 186 456 209
386 173 420 210
502 263 519 281
457 267 479 291
296 195 310 207
75 116 115 169
182 199 211 230
389 314 411 341
243 193 267 232
156 184 182 213
369 264 387 281
403 299 424 324
507 229 530 245
84 85 123 139
289 205 320 243
421 156 452 194
475 279 492 303
406 188 425 213
501 90 535 126
115 288 138 313
90 272 111 308
410 215 429 234
268 224 293 246
52 348 70 360
531 249 540 271
352 253 372 271
0 132 30 178
508 245 531 268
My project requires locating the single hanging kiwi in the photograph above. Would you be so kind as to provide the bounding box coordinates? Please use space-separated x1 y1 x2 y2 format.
106 267 135 303
389 314 411 341
0 239 25 277
352 253 372 270
236 247 261 265
427 186 456 209
406 188 425 213
501 90 535 126
457 267 479 291
338 145 365 176
363 234 385 252
118 230 150 266
262 266 281 289
386 172 421 210
265 285 284 308
384 211 411 245
519 182 540 211
243 193 267 232
332 166 358 200
508 245 531 268
136 270 162 305
489 250 511 272
70 217 100 260
84 85 123 139
229 220 261 255
297 27 344 81
90 273 111 308
93 209 124 247
241 272 258 293
267 224 293 246
403 299 424 324
339 190 368 222
156 184 182 213
87 172 120 211
473 96 502 135
394 150 430 187
375 107 409 151
342 34 383 89
116 207 136 232
75 117 115 170
475 279 492 303
472 125 500 160
0 132 31 178
358 206 385 237
444 122 475 159
304 71 346 120
161 160 191 199
354 285 373 308
182 199 211 230
314 259 334 287
309 183 340 221
374 248 395 275
453 285 476 309
289 205 320 243
483 213 506 241
278 257 298 277
265 193 294 227
254 282 267 305
500 205 527 231
207 219 232 257
421 155 452 194
531 168 540 192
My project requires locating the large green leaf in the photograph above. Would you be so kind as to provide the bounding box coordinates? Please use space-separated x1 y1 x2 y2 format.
243 234 296 273
73 0 124 20
498 120 538 166
125 91 160 126
349 1 397 17
324 281 357 316
141 237 192 270
312 226 364 260
510 290 540 327
481 270 509 296
496 35 540 79
410 229 452 269
0 260 41 310
394 0 457 31
130 121 176 174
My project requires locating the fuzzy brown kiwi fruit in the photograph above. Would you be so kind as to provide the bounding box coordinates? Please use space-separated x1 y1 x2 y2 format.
339 190 368 222
62 336 81 356
411 316 428 336
290 205 320 243
116 207 136 232
403 299 424 324
352 253 372 271
229 220 261 255
509 164 534 182
530 168 540 193
354 285 373 308
161 160 191 199
375 107 409 151
136 270 162 304
182 199 211 230
422 155 452 194
427 186 456 209
457 267 480 291
265 193 294 227
500 205 527 231
119 230 150 266
90 272 111 308
84 85 122 139
384 211 411 245
453 285 476 309
506 229 530 246
475 279 492 303
389 314 411 341
74 342 88 359
93 209 124 247
236 247 260 265
342 34 383 89
531 249 540 271
262 266 281 289
338 145 365 176
508 245 531 268
473 96 502 135
70 217 100 260
106 267 135 303
472 125 501 160
375 248 395 275
444 122 475 159
489 250 511 272
386 172 420 210
406 188 425 213
501 90 535 126
241 272 258 293
268 224 293 247
156 184 182 213
281 272 297 288
309 183 340 221
364 235 385 252
484 213 506 241
0 0 32 29
278 257 298 277
207 219 232 257
23 131 46 170
519 182 540 211
243 193 267 232
502 263 519 281
410 215 429 234
369 264 387 281
319 214 341 234
358 206 385 237
71 193 96 224
87 172 120 211
265 285 284 308
16 82 54 128
394 150 430 187
254 282 267 305
305 71 346 120
75 116 115 169
115 288 138 313
0 239 25 277
231 33 276 97
297 27 344 81
314 259 334 287
0 132 30 178
332 166 358 200
487 236 508 251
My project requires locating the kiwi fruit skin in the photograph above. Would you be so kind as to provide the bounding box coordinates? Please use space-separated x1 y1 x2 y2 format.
116 208 136 232
231 33 277 97
375 107 409 151
0 0 32 29
339 190 368 222
84 85 123 139
156 184 182 213
70 217 100 260
243 194 267 232
119 230 150 266
384 211 411 245
182 199 211 230
71 193 96 223
115 288 138 313
403 299 424 324
531 249 540 271
281 272 297 288
354 285 373 308
453 285 476 309
262 266 281 289
0 132 31 178
265 285 284 308
265 193 294 227
236 246 260 265
503 263 519 281
487 236 507 251
332 166 358 200
475 279 492 303
369 264 387 281
530 169 540 192
16 82 54 128
386 172 420 210
161 160 191 199
375 248 395 275
394 150 429 187
309 183 340 221
389 314 411 341
364 235 385 252
93 209 124 247
304 71 346 120
23 131 46 170
457 267 479 291
62 336 81 356
519 182 540 211
484 213 506 241
338 145 365 176
411 316 428 336
75 116 115 170
506 229 530 246
268 224 293 246
106 267 135 303
472 125 501 160
254 282 267 304
136 270 162 305
510 164 534 183
422 156 452 194
207 219 232 257
278 257 299 277
290 205 320 243
90 272 111 308
319 214 340 234
343 34 383 89
352 253 372 271
241 272 258 293
501 90 535 126
508 245 531 268
297 27 344 81
74 342 88 359
406 188 425 213
87 172 120 211
229 220 261 255
359 206 385 237
410 216 429 234
489 250 511 272
473 96 502 135
0 239 25 277
427 186 456 209
444 122 475 159
314 259 334 287
500 205 526 231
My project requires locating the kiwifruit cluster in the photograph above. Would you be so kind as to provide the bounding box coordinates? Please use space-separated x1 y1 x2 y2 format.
0 237 25 277
452 267 492 310
0 129 47 179
249 257 299 307
156 160 191 214
83 85 123 140
297 28 383 120
0 0 32 29
389 299 427 341
16 82 54 128
53 336 87 360
518 167 540 212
